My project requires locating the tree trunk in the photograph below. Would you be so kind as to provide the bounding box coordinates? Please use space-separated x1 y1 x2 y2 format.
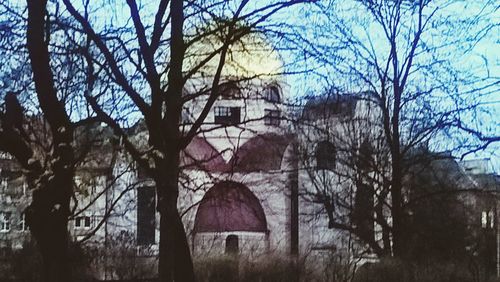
159 204 195 282
26 174 72 282
157 151 195 282
27 206 70 282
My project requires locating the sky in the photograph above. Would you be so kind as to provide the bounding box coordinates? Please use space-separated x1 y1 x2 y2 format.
1 0 498 172
275 0 499 173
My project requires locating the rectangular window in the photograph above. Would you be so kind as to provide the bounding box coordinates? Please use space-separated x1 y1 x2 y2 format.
137 186 156 245
19 213 27 231
74 216 92 229
214 106 241 125
0 178 8 191
482 211 488 228
1 212 11 232
264 109 281 126
84 216 91 228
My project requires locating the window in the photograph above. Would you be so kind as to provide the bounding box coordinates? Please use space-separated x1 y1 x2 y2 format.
264 86 280 103
19 213 27 231
0 152 12 159
0 177 7 191
137 186 156 245
315 141 336 170
219 82 240 99
482 210 495 229
84 216 91 228
357 141 374 171
225 235 239 255
1 212 11 232
353 183 374 241
74 216 92 229
214 106 241 125
264 109 281 126
489 211 495 229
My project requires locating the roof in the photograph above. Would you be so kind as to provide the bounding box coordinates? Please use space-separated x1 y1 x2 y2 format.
302 93 358 120
228 133 292 172
181 136 226 171
194 181 267 233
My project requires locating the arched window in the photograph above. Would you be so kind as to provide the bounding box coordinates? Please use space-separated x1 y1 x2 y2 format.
264 86 280 103
315 141 336 170
225 235 239 255
219 82 240 99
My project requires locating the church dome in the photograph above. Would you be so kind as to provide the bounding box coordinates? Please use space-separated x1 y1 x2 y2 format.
194 181 267 233
184 28 284 87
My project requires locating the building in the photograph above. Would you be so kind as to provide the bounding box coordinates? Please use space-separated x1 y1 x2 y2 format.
1 35 499 281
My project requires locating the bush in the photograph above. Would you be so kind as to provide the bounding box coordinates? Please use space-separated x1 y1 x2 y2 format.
8 240 95 282
194 256 301 282
353 258 496 282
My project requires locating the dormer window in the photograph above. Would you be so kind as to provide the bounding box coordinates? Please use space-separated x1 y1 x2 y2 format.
264 86 280 103
219 82 240 99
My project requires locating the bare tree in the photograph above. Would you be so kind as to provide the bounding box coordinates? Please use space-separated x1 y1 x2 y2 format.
0 0 118 280
55 0 311 280
289 0 498 259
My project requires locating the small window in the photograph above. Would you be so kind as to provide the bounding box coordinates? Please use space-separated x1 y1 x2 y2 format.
1 212 11 232
74 216 92 229
482 211 488 228
0 178 8 191
482 210 495 229
316 141 336 170
264 109 281 126
264 86 280 103
19 213 27 231
225 235 239 255
84 216 91 228
214 106 241 125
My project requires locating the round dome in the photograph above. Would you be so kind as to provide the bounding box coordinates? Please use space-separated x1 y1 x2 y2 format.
229 133 291 172
184 29 283 81
194 181 267 233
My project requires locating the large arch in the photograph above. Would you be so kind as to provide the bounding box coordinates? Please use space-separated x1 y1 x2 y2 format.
194 181 267 233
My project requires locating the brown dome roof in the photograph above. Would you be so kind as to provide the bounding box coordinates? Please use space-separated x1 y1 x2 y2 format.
194 181 267 233
228 133 291 172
